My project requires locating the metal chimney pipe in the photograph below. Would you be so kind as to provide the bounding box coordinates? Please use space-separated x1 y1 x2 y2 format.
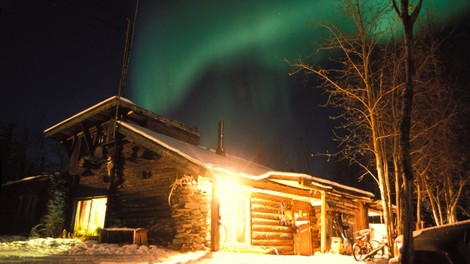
216 120 226 156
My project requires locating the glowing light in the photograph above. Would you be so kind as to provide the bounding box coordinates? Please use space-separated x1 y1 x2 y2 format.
196 176 213 194
73 197 107 236
217 178 251 247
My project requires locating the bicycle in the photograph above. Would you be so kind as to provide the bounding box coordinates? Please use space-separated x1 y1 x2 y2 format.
362 235 388 261
352 230 388 261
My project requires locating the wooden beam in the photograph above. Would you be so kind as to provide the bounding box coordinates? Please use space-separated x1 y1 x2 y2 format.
211 180 220 251
44 97 122 139
81 123 94 157
320 191 327 253
356 202 369 231
220 176 319 200
61 135 73 156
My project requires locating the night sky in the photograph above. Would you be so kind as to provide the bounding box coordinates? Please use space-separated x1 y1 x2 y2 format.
1 0 469 182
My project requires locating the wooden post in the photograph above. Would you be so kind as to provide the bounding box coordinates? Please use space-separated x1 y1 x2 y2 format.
211 179 220 251
320 191 327 253
357 202 369 231
80 123 94 157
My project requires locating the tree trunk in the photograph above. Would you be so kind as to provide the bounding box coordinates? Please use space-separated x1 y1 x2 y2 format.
372 117 394 249
394 153 401 236
397 14 415 264
415 178 423 230
392 0 423 263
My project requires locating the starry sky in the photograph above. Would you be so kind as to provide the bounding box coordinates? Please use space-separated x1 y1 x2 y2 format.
1 0 469 181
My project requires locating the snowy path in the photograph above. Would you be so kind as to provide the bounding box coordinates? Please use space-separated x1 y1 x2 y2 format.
0 236 388 264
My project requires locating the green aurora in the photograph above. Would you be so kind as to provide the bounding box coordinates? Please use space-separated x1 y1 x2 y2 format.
128 0 469 175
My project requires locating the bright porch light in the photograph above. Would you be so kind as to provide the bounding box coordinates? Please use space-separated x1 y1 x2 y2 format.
217 178 251 247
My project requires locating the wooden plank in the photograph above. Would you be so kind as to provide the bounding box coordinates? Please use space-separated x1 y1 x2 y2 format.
252 231 293 240
61 135 74 156
248 180 313 198
251 239 294 246
211 180 220 251
99 228 148 245
251 224 292 233
113 206 171 216
274 246 295 255
251 211 281 221
356 202 368 231
320 191 326 253
251 203 279 213
251 196 286 205
251 218 280 226
81 122 94 157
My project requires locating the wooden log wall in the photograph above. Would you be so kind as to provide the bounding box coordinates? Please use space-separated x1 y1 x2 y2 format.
291 200 319 255
326 194 358 229
108 148 180 245
312 205 322 252
307 206 320 250
73 135 208 246
250 193 294 255
324 193 362 252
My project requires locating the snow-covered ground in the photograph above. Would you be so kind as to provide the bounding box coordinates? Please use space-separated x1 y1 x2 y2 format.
0 236 388 263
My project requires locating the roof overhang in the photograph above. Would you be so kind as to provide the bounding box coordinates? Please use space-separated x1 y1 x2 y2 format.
44 96 200 144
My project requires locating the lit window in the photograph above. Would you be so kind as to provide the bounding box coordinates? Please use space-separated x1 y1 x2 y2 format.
73 197 107 236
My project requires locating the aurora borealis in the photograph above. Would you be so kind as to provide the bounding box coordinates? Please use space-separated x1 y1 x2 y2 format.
1 0 468 180
130 0 329 113
127 0 469 176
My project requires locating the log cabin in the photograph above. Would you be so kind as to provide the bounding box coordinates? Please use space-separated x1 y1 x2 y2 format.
3 96 381 255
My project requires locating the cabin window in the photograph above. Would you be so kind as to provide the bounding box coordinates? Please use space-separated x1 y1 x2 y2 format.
73 197 107 236
219 184 250 246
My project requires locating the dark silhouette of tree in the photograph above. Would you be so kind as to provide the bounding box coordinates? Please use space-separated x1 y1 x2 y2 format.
412 20 470 227
0 121 67 184
392 0 423 262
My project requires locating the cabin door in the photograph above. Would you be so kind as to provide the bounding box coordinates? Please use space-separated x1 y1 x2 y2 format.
218 188 250 248
293 200 313 255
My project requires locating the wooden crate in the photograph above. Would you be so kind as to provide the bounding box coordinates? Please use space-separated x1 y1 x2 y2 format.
99 227 148 245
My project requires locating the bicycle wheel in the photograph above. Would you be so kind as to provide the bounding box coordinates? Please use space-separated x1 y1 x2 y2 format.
352 243 365 261
369 239 384 256
353 241 374 261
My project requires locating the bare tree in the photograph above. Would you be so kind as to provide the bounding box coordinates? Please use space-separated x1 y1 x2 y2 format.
290 0 400 246
392 0 423 262
292 3 466 262
411 23 470 226
0 120 67 184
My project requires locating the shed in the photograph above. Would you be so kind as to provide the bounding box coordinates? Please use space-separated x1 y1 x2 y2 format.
0 175 50 235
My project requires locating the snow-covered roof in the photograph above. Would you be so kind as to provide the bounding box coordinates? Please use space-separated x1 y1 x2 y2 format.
41 95 374 199
44 96 201 144
1 175 49 187
118 121 272 176
44 96 134 135
118 121 375 199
